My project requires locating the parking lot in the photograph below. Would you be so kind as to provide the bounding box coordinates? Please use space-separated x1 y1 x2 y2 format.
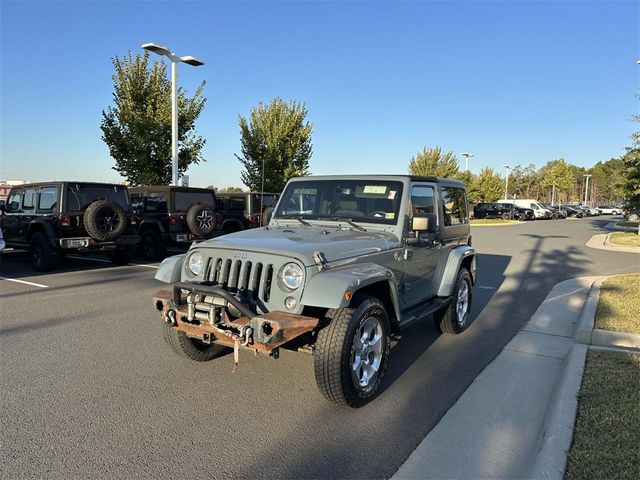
1 217 638 479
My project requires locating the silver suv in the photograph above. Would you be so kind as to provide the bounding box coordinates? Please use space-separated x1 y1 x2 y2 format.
152 175 477 407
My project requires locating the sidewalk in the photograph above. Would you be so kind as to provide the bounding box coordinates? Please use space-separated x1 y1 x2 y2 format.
392 275 635 480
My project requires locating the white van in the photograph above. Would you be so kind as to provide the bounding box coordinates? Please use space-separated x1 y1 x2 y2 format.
505 199 552 219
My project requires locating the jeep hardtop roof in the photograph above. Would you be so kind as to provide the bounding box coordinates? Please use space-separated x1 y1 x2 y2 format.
286 174 466 189
128 186 216 193
7 181 127 189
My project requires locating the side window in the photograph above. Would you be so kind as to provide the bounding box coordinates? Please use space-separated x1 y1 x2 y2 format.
411 185 436 215
229 197 246 212
130 194 145 211
6 190 22 212
38 187 58 212
146 193 168 213
530 203 538 210
440 187 468 226
22 189 36 211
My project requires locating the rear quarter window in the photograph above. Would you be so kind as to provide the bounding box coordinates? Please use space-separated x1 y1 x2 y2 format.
440 187 468 226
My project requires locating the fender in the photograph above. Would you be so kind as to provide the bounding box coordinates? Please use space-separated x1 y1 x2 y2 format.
221 219 244 232
436 246 476 297
27 220 58 247
154 254 185 283
300 262 401 321
139 218 165 234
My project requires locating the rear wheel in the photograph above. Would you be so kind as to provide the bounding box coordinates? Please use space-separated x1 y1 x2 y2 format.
162 323 225 361
314 295 390 407
628 212 639 222
433 269 473 334
140 229 166 260
30 232 61 272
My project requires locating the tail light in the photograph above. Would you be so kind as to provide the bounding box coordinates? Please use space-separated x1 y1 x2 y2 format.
215 213 224 226
245 214 258 224
169 214 179 225
130 215 140 226
60 215 71 227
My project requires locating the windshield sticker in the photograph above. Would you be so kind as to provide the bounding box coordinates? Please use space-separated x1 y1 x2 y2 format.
388 190 397 200
385 212 395 219
363 185 388 195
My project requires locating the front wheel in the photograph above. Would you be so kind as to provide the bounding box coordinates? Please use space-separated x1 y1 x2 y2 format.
314 295 390 407
162 323 225 361
433 269 473 334
628 213 639 222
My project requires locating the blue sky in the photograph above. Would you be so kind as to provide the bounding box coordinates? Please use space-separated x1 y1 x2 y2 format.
1 0 638 188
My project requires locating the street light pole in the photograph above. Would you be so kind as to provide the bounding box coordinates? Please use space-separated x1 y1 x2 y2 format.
142 43 204 186
503 164 510 199
461 152 474 172
583 174 592 206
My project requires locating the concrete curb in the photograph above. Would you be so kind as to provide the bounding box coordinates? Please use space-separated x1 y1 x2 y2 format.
527 344 588 480
575 277 640 350
585 233 640 253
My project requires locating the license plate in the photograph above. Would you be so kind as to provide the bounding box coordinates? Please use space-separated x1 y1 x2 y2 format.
176 234 189 242
67 239 87 248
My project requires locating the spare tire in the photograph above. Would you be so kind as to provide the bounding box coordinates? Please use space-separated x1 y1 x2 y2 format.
186 203 216 237
83 200 127 241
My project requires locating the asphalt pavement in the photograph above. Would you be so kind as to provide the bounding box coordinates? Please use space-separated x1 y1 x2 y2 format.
1 217 638 479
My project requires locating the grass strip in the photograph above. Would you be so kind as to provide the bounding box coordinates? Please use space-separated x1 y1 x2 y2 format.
617 221 639 227
595 273 640 334
564 350 640 480
608 232 640 247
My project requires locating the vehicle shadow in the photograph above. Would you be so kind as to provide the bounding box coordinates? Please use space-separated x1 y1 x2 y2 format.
232 233 592 480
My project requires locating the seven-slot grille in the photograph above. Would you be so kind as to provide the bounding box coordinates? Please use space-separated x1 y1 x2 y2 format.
206 256 274 302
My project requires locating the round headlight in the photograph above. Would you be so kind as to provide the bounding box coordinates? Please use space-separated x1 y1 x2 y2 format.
187 251 204 276
281 262 304 290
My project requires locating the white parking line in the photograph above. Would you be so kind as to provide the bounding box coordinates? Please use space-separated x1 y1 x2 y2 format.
66 255 158 269
0 276 49 288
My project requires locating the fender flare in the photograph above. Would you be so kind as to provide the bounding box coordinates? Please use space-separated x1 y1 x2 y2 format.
27 221 58 247
139 218 165 234
154 254 185 283
436 246 477 297
300 262 401 322
221 219 244 232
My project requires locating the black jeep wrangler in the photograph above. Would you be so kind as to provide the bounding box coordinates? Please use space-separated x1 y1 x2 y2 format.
215 191 280 233
0 182 139 271
129 186 221 260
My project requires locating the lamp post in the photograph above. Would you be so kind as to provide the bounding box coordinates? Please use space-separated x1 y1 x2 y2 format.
503 164 511 200
461 152 475 172
583 174 592 206
142 43 204 186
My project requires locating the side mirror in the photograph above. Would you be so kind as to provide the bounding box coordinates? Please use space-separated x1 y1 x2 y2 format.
411 213 437 233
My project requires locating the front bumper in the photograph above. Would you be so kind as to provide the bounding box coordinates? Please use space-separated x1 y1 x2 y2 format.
153 283 319 353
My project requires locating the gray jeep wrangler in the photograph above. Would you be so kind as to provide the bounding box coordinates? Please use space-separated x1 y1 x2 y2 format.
152 175 476 407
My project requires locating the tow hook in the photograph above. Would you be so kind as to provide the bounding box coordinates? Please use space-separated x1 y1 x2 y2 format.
165 310 177 327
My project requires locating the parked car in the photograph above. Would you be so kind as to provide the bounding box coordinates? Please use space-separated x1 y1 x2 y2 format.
0 226 5 253
493 203 535 220
558 205 583 218
595 205 622 215
509 199 552 219
129 186 222 260
624 209 639 222
541 204 567 219
152 174 476 407
0 181 139 271
216 192 280 233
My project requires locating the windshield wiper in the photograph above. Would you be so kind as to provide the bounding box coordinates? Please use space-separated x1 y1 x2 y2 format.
279 215 312 226
319 217 367 232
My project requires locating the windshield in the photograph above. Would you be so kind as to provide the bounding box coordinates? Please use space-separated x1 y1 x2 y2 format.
274 179 403 225
65 184 130 211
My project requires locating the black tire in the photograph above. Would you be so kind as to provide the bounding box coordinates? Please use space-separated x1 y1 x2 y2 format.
628 212 639 222
83 200 127 241
501 212 511 220
107 246 135 265
162 323 225 361
140 229 166 260
186 204 216 237
314 295 390 407
30 232 61 272
433 269 473 334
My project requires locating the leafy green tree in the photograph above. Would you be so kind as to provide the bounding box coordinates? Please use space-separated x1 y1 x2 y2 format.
236 98 312 192
623 92 640 210
407 147 459 177
474 167 504 202
590 158 626 203
454 170 480 203
101 52 206 186
509 164 539 199
541 158 574 203
219 187 244 192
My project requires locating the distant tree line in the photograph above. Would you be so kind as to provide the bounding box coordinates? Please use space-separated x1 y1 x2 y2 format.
408 147 632 205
